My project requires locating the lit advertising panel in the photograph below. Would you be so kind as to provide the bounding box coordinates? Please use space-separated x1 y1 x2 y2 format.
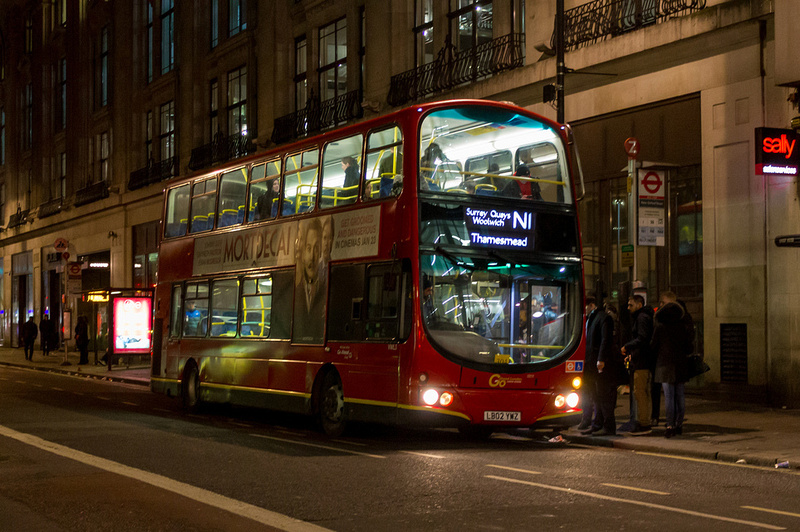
464 206 535 251
755 127 799 175
113 297 152 354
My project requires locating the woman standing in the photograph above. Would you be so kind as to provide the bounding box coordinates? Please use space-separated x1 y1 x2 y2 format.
75 315 90 365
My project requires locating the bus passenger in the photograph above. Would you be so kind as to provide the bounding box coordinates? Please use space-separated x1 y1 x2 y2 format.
256 178 280 220
503 164 542 200
342 156 360 190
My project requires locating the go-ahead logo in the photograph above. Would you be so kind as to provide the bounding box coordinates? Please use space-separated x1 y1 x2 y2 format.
489 374 522 387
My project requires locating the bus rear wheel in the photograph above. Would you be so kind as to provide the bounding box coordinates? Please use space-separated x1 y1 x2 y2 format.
182 362 201 412
317 372 345 437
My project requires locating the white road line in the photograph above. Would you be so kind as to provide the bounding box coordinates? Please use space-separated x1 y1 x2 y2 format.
0 424 330 532
400 451 444 459
635 451 800 476
743 506 800 519
331 439 368 447
52 387 65 391
152 408 172 413
229 422 254 428
30 383 44 387
251 434 386 459
73 392 85 396
122 402 139 407
486 464 541 475
486 475 784 530
97 397 111 401
602 483 671 495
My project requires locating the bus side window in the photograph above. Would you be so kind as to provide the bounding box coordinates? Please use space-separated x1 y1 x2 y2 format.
365 125 403 200
365 264 401 340
165 184 190 238
210 278 239 337
320 133 363 209
248 160 281 222
241 276 272 338
183 282 209 337
189 177 217 233
169 284 182 338
283 149 319 215
217 167 247 228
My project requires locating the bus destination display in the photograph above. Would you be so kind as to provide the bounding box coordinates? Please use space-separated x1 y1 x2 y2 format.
464 207 535 251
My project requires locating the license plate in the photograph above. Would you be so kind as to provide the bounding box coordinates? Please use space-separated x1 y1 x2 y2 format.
483 411 521 422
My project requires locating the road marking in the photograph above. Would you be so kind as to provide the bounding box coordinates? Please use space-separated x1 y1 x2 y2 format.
331 439 368 447
152 408 172 414
52 387 65 391
31 383 44 387
602 483 670 495
743 506 800 519
486 464 541 475
486 475 784 530
73 392 85 396
15 380 27 384
251 434 385 459
0 424 330 532
122 402 139 407
97 397 111 401
229 422 254 428
635 452 800 476
400 451 444 459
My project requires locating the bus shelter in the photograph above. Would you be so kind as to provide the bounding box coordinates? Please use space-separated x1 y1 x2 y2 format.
79 288 154 370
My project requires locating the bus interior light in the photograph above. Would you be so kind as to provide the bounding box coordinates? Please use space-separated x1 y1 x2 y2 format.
554 394 566 408
422 389 439 406
566 393 580 409
439 392 454 407
572 376 582 389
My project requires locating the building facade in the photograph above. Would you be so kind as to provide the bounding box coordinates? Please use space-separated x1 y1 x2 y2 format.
0 0 798 404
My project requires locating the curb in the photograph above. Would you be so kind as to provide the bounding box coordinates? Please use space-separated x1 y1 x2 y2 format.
0 361 150 387
565 432 791 470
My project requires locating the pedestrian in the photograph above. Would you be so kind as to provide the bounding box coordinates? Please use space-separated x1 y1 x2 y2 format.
653 291 695 438
619 295 655 435
75 315 90 365
22 317 38 361
39 314 54 356
577 296 601 432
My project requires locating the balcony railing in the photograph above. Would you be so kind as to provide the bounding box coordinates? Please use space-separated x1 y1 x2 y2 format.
387 33 525 108
188 131 256 172
75 181 110 207
38 197 63 219
561 0 706 51
7 208 31 229
128 156 178 191
272 89 363 145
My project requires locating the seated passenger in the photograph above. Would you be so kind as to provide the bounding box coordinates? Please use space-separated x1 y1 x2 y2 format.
502 164 542 200
378 151 403 197
342 156 360 190
256 179 280 220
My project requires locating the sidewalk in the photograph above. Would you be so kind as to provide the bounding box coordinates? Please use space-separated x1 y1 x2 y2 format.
0 345 150 386
1 345 798 469
559 387 800 470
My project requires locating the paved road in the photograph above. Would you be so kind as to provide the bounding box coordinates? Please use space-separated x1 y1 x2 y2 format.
2 365 799 531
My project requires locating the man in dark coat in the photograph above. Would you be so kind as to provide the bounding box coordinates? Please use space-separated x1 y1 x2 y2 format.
39 314 54 356
653 292 695 437
620 295 655 434
22 317 38 361
577 297 602 432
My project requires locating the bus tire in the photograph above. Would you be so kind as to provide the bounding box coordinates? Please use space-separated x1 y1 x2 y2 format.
182 361 201 412
317 371 345 437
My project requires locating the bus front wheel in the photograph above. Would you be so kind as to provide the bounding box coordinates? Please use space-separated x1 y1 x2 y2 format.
182 362 201 412
317 371 345 437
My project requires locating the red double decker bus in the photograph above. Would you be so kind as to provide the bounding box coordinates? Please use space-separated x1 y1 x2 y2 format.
151 99 586 436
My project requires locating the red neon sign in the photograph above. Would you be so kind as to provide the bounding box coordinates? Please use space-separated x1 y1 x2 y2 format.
762 134 796 159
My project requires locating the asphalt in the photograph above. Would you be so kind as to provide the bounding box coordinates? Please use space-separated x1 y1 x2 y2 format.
1 346 798 471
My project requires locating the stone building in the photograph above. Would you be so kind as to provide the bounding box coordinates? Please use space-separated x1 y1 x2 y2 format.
0 0 798 404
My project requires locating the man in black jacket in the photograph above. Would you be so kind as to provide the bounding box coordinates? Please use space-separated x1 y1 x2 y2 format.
580 297 622 436
577 297 601 432
620 295 655 435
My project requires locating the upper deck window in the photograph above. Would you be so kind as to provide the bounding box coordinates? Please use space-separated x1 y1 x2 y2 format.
217 167 247 228
418 106 571 204
364 125 403 200
248 159 282 222
189 177 218 233
282 149 319 215
320 133 363 209
165 184 190 238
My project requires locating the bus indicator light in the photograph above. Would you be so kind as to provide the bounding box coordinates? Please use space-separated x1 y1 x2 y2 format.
439 392 454 407
572 376 582 389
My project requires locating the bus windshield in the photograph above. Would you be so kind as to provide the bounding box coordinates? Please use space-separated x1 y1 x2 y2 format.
420 253 581 369
419 105 571 203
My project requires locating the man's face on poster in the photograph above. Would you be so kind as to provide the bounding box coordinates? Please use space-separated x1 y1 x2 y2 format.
303 227 321 284
322 221 333 260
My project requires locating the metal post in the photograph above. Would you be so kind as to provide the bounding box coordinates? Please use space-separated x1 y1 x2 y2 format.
556 0 565 124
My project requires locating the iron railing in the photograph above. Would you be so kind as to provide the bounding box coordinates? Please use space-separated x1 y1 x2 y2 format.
74 181 110 207
128 156 178 191
38 197 63 218
272 89 363 145
561 0 706 51
7 207 30 228
188 131 256 171
387 33 525 108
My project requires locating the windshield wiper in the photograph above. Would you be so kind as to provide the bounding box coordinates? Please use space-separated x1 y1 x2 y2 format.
434 246 476 272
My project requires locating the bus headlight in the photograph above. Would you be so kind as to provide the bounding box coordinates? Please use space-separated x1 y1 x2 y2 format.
439 392 454 407
422 389 439 406
572 376 582 389
554 394 566 408
566 392 580 408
